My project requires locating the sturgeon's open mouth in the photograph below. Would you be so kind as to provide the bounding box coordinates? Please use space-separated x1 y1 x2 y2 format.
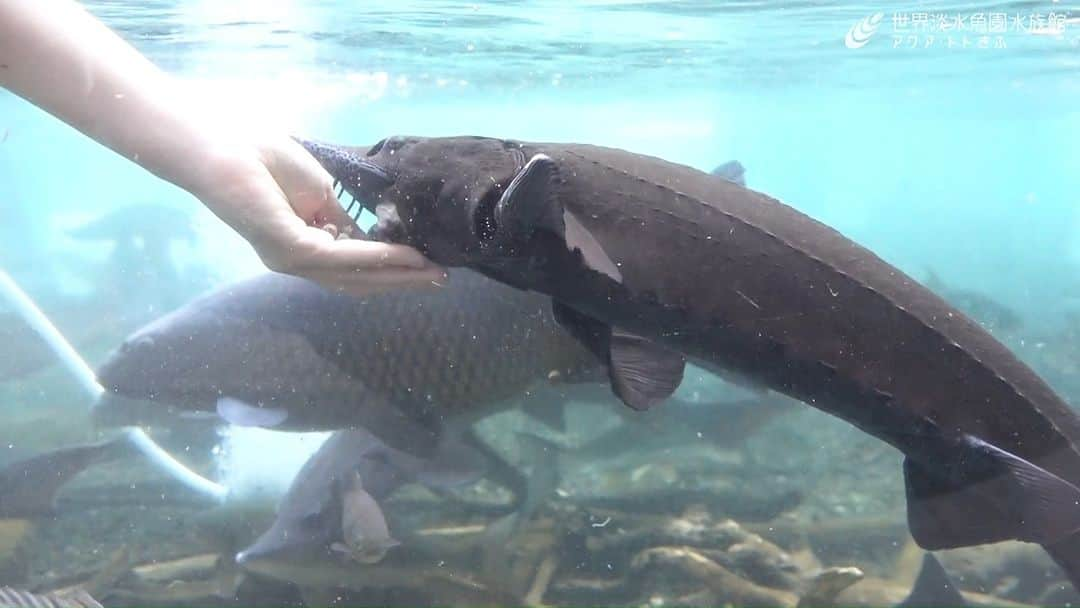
295 138 394 224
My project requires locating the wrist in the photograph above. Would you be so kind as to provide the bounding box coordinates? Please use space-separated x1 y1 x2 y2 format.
189 145 277 235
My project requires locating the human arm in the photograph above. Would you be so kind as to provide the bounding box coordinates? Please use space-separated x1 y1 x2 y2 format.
0 0 445 294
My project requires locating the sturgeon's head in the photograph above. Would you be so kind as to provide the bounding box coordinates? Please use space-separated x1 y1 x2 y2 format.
297 136 552 275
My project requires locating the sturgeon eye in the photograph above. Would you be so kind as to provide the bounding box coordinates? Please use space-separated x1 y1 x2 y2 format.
367 138 388 156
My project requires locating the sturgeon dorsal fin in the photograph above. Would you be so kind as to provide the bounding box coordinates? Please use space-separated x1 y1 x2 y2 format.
608 328 686 411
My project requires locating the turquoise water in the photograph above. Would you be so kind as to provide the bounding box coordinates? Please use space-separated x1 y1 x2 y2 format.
4 1 1078 316
1 1 1079 606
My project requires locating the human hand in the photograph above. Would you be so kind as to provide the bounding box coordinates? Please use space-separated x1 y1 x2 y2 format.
0 0 445 296
196 135 447 296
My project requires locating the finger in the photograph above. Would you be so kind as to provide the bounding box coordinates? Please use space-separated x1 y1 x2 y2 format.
312 189 356 231
260 135 342 219
294 231 438 271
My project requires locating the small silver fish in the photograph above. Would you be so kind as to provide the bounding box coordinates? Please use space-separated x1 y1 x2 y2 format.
0 587 103 608
330 470 400 564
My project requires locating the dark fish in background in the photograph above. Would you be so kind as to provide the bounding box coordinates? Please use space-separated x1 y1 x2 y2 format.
234 427 560 600
0 319 56 382
923 268 1023 334
0 302 135 384
66 203 196 241
711 160 746 186
897 553 968 607
0 435 135 583
66 203 211 314
302 135 1080 590
234 427 482 584
0 203 201 384
0 433 134 518
66 203 196 276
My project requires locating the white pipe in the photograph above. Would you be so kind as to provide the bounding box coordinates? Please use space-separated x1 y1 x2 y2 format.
0 268 228 501
125 427 227 500
0 270 103 401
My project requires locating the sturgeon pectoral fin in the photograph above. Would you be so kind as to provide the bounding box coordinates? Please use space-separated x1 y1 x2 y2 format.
494 154 559 238
904 437 1080 549
216 397 289 428
608 328 686 411
491 153 622 282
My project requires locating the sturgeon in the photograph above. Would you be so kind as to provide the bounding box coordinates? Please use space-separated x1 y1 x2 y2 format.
299 135 1080 588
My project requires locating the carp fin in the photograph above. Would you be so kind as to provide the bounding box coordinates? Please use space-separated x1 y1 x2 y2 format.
904 437 1080 549
493 154 621 282
897 553 967 607
608 328 686 411
216 397 289 428
711 160 746 187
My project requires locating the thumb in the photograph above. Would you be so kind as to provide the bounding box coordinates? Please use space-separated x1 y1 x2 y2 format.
259 134 344 224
